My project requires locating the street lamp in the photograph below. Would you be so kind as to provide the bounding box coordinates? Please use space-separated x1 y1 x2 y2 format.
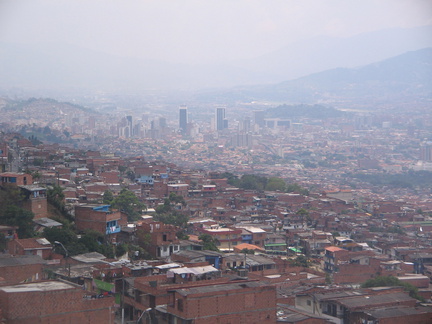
136 308 152 324
54 241 70 277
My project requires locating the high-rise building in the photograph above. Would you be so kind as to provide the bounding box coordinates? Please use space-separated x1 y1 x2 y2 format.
239 117 251 132
126 115 133 137
216 106 227 131
179 106 188 134
159 117 167 129
420 142 432 162
253 110 266 128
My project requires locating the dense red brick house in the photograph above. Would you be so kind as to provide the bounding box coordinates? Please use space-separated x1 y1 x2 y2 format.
350 305 432 324
137 221 180 258
74 204 127 242
0 172 32 186
8 238 52 259
0 254 46 285
20 185 48 219
197 227 242 252
0 280 115 323
163 281 276 324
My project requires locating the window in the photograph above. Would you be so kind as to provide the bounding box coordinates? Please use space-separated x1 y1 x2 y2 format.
163 234 167 241
177 299 184 311
307 300 311 306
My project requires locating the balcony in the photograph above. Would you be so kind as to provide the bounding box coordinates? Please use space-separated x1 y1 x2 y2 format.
106 225 121 235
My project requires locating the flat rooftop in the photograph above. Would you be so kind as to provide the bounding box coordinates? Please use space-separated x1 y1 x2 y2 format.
0 281 76 293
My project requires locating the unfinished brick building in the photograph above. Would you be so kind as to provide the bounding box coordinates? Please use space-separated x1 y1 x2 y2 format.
137 221 180 258
74 204 127 241
163 281 276 324
0 280 115 324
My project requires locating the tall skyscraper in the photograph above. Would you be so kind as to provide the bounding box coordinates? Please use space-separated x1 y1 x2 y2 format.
239 117 251 132
420 142 432 162
179 106 188 134
216 106 227 131
253 110 266 128
126 115 133 137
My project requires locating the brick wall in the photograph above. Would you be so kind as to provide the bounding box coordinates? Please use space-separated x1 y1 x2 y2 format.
0 283 114 324
168 283 276 324
75 206 124 234
22 197 48 220
0 263 44 285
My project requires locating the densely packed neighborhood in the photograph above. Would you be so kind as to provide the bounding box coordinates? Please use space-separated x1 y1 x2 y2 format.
1 129 432 323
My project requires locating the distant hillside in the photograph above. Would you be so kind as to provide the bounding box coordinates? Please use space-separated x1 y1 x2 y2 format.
1 25 431 94
257 47 432 103
0 97 97 136
0 97 98 143
266 104 346 119
234 25 432 82
1 97 96 115
196 48 432 107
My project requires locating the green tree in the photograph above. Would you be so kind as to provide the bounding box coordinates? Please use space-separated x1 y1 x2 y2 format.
154 211 189 228
47 185 65 210
0 205 34 238
103 190 114 204
241 248 255 255
126 170 136 181
154 193 189 227
135 229 154 259
44 227 118 257
361 276 425 301
176 230 189 240
265 177 286 191
296 208 310 225
290 255 309 268
285 183 309 195
43 226 77 247
111 188 146 221
240 174 267 190
78 229 105 252
198 234 219 251
169 192 186 206
43 226 87 256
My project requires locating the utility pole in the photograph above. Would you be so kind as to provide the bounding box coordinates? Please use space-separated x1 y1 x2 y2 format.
54 241 70 277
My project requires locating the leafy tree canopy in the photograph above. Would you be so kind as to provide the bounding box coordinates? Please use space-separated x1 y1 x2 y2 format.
43 226 123 258
153 212 189 228
361 275 424 301
266 177 286 191
290 255 309 268
198 234 219 251
347 170 432 189
111 188 146 221
154 193 189 227
227 173 308 195
0 206 35 238
103 190 114 204
0 185 34 238
241 248 255 255
285 183 309 195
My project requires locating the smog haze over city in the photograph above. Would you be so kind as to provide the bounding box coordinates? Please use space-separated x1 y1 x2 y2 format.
1 0 432 92
1 1 432 323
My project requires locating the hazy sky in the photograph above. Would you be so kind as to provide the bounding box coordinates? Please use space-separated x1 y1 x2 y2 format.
1 0 431 64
